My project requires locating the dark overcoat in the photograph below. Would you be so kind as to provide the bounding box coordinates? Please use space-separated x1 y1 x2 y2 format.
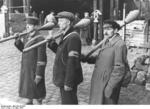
86 35 127 104
14 32 47 99
48 28 83 88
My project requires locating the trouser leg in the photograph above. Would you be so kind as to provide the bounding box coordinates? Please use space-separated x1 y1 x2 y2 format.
104 86 121 104
25 99 33 105
35 98 43 105
60 86 78 104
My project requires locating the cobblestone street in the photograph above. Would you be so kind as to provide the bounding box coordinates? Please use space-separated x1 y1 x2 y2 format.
0 40 150 105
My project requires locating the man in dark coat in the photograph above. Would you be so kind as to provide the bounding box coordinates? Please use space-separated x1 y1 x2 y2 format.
81 20 128 104
14 16 47 104
48 11 83 104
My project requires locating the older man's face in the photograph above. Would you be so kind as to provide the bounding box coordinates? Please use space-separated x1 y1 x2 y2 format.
103 24 117 39
58 18 70 30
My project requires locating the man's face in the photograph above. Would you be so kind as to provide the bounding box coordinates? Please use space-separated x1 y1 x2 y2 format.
26 24 34 32
103 24 117 39
58 18 70 31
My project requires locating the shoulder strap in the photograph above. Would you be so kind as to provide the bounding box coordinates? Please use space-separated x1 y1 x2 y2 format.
99 37 122 52
63 31 78 40
24 35 43 48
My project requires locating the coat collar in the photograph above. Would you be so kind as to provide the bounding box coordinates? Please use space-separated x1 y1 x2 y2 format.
59 27 75 44
63 27 74 39
101 33 122 51
109 33 122 46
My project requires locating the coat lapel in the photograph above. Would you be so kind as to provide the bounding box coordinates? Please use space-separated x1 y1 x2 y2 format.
99 34 122 52
24 32 40 48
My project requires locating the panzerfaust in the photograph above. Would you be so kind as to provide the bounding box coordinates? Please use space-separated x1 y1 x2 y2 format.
23 18 91 52
0 22 56 43
85 10 140 58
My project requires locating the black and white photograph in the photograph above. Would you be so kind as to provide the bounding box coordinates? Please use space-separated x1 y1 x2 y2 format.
0 0 150 107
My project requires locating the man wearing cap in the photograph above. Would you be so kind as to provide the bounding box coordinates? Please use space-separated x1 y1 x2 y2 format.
14 16 47 104
48 11 83 104
81 20 128 104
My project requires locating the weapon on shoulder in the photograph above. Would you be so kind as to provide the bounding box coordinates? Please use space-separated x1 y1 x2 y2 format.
0 22 56 43
85 10 140 58
74 18 91 29
0 31 29 43
120 10 140 28
23 31 63 52
23 18 91 52
85 38 108 58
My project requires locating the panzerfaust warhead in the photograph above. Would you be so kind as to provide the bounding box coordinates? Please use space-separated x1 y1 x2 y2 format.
74 18 91 29
23 18 91 52
85 10 140 58
120 10 140 27
0 22 56 43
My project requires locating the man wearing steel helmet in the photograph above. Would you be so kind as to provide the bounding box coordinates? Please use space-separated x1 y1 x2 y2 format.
48 11 83 104
81 20 128 104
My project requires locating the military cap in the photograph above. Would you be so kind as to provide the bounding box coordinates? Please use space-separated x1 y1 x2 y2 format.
56 11 75 21
26 16 39 25
103 19 121 30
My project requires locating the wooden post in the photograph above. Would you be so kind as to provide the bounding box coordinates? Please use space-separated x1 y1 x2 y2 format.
92 0 98 45
144 0 150 52
98 0 103 41
5 0 10 37
26 0 31 14
23 0 27 13
115 0 119 19
123 3 126 41
110 0 114 20
6 0 12 13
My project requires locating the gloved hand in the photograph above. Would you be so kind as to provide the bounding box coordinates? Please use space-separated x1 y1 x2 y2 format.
34 75 42 85
47 37 55 45
80 53 87 63
14 33 20 40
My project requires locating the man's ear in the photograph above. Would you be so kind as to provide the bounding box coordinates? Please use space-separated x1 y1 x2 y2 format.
66 19 71 25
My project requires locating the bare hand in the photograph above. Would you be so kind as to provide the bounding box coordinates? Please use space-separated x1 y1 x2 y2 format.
64 85 73 91
34 75 42 85
104 85 113 98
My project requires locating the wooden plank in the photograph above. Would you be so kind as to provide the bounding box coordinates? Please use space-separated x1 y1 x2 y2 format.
130 42 150 49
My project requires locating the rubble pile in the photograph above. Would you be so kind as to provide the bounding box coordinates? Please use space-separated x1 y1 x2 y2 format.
131 55 150 90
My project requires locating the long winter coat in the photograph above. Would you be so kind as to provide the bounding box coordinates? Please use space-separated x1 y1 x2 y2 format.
86 35 128 104
14 32 47 99
48 28 83 88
